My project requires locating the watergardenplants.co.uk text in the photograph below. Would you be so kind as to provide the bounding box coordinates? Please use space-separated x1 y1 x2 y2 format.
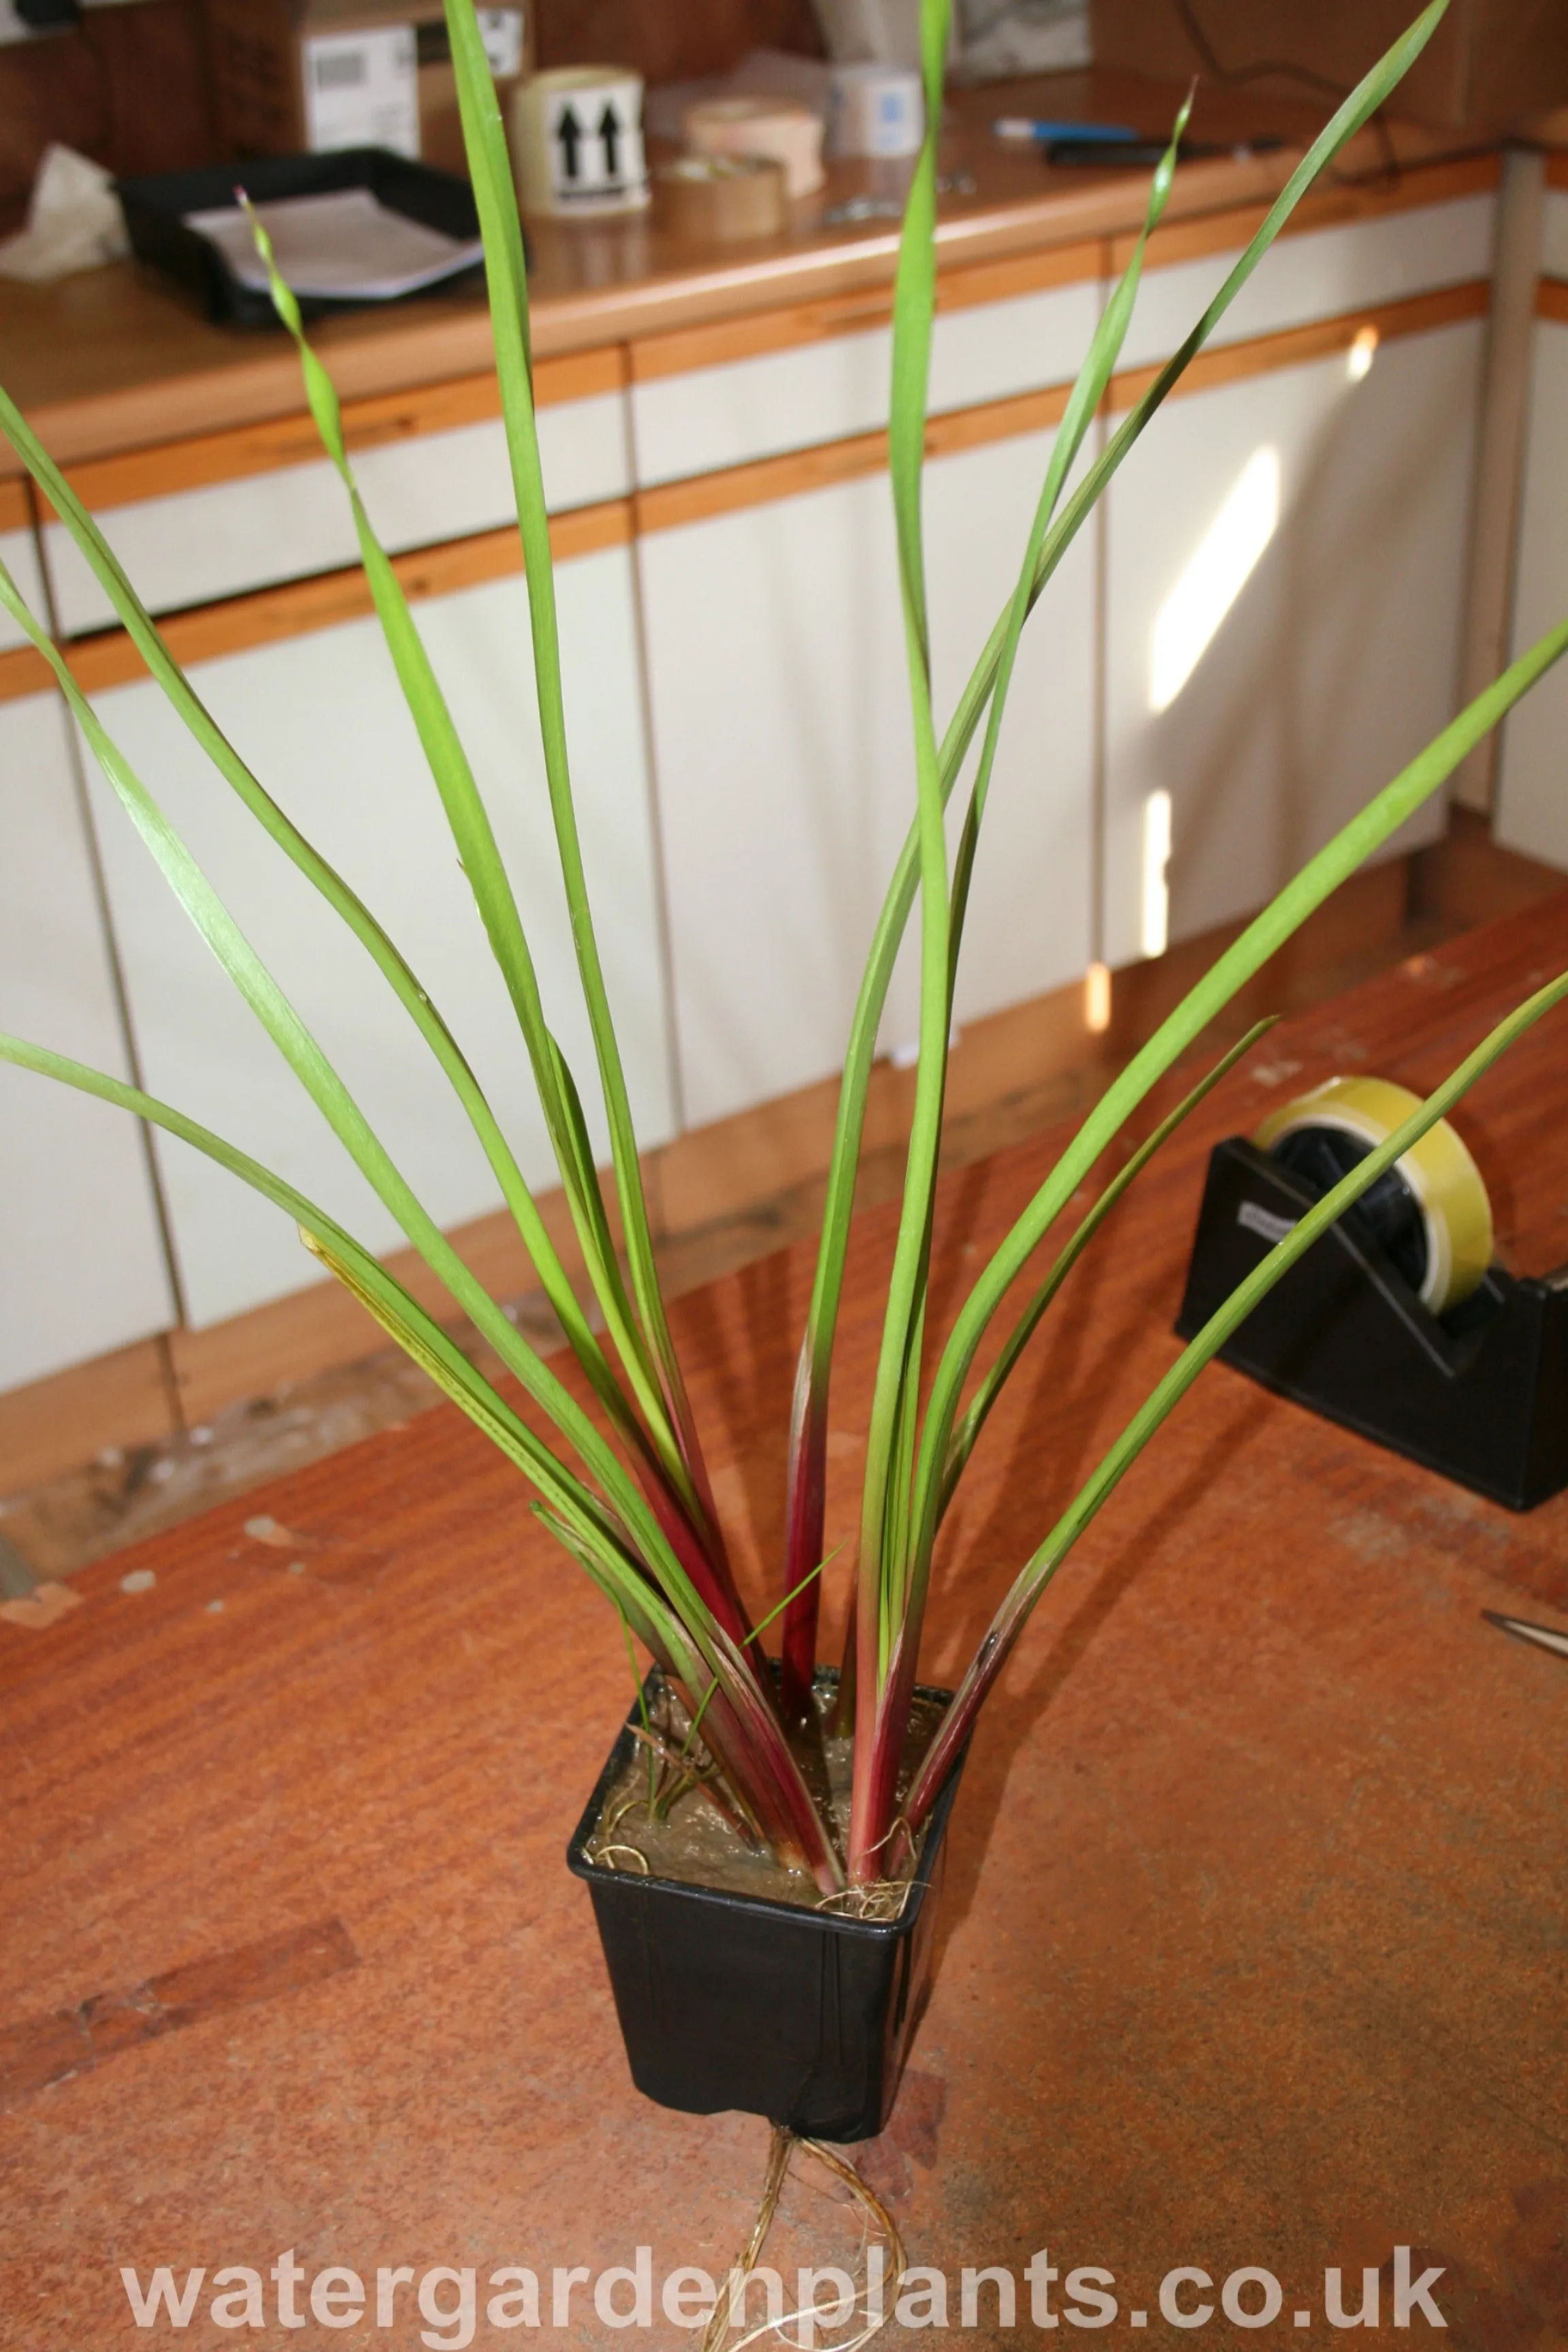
118 2244 1450 2341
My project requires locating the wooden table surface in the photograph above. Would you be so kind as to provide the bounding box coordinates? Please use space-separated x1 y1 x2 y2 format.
4 895 1567 2349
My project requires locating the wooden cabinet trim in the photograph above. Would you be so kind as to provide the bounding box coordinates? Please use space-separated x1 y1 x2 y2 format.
0 644 52 705
1108 278 1490 414
1108 152 1501 276
636 430 889 536
65 499 633 692
1546 152 1568 194
636 285 1488 536
629 157 1499 393
629 238 1107 387
1537 278 1568 324
40 346 626 522
44 284 1490 677
924 378 1075 459
0 478 32 534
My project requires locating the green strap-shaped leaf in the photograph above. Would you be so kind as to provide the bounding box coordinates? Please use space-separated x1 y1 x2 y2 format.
442 0 702 1484
789 1 1450 1654
904 961 1568 1831
0 575 707 1614
945 95 1190 992
1 1022 840 1880
855 0 956 1712
246 209 700 1512
0 386 612 1411
899 604 1568 1655
0 1029 626 1552
939 1019 1278 1514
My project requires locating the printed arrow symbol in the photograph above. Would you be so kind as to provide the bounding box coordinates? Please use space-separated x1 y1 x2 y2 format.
555 102 583 180
598 101 622 180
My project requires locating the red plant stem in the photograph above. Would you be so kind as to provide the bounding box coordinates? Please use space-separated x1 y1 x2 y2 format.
902 1618 1009 1833
847 1625 910 1884
698 1664 845 1893
779 1347 829 1719
829 1566 860 1734
659 1358 740 1598
634 1458 753 1657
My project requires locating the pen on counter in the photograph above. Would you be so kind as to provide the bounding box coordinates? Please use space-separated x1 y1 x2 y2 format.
992 117 1139 146
1042 133 1286 167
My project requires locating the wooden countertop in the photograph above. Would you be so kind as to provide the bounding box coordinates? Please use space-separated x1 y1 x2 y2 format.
0 70 1483 474
3 896 1566 2338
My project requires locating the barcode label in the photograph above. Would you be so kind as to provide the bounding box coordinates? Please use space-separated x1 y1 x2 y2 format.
314 49 368 91
304 27 419 160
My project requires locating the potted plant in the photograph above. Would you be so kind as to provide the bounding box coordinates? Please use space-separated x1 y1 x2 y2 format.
1 0 1564 2287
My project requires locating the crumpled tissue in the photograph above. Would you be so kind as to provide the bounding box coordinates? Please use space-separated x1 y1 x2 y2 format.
0 144 130 284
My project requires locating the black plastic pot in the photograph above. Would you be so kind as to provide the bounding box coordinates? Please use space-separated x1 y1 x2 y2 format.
567 1669 966 2143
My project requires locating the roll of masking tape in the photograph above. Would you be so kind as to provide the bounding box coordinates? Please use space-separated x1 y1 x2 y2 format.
1254 1075 1493 1317
655 153 787 242
683 97 826 200
508 67 649 218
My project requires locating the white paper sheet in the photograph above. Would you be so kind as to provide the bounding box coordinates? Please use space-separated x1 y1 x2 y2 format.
186 189 483 302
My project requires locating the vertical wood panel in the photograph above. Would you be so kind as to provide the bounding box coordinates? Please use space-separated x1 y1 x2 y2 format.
0 0 220 236
533 0 823 80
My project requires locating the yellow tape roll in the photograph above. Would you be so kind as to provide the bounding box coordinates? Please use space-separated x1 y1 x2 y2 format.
1254 1075 1493 1316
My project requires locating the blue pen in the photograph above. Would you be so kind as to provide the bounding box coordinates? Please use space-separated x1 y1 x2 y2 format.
992 117 1139 145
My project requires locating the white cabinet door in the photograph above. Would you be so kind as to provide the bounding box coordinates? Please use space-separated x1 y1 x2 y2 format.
630 280 1101 489
82 546 674 1328
1496 318 1568 870
1103 321 1483 969
639 421 1094 1132
0 688 176 1391
1117 193 1496 374
638 469 911 1130
928 430 1096 1036
45 392 632 636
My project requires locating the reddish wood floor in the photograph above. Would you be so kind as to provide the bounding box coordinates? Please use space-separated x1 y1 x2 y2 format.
3 895 1567 2349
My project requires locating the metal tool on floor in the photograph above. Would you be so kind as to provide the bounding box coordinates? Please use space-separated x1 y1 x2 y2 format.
1483 1610 1568 1663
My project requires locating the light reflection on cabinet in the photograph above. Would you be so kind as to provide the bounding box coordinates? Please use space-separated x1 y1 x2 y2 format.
1102 321 1483 968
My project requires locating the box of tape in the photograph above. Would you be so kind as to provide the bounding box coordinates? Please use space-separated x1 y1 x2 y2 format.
203 0 533 172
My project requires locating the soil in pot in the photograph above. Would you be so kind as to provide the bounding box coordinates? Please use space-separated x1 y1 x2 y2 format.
583 1674 949 1908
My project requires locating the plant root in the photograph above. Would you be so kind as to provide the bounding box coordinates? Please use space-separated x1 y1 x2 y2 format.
698 2125 906 2352
814 1880 915 1923
590 1841 650 1874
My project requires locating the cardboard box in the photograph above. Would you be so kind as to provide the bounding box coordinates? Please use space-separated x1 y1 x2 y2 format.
1089 0 1568 134
203 0 533 170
